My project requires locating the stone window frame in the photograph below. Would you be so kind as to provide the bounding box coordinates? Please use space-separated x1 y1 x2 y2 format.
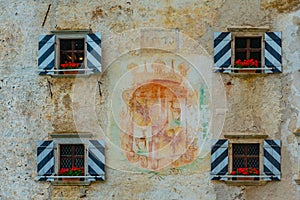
51 133 92 186
38 30 102 77
214 26 282 74
52 30 88 75
37 133 105 186
211 133 281 186
229 27 268 73
226 135 266 180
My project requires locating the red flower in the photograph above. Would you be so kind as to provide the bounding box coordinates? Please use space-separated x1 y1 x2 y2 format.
60 62 81 69
235 59 259 68
59 167 84 176
231 167 259 176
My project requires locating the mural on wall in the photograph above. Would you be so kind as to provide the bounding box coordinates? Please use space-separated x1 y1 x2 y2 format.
107 51 211 173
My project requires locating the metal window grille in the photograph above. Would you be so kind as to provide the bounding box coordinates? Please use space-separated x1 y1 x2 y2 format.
232 143 259 170
60 144 85 169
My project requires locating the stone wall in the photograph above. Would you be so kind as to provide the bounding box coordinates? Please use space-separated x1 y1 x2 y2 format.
1 0 300 199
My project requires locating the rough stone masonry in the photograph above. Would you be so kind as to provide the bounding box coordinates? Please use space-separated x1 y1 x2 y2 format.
0 0 300 199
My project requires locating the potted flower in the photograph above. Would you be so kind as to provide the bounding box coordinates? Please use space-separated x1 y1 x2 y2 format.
59 167 84 181
235 59 259 73
60 62 81 74
231 167 259 181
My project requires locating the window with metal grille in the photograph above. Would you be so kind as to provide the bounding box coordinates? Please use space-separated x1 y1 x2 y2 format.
59 39 84 68
232 143 259 170
60 144 85 169
235 37 262 67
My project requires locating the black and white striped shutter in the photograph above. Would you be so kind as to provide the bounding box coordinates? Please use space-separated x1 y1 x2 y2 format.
214 32 232 73
211 139 228 180
88 140 105 181
38 35 55 75
86 33 102 74
264 32 282 73
37 140 55 181
263 140 281 181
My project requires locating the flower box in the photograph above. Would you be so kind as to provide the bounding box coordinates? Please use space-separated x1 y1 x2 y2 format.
60 62 81 74
237 69 257 74
59 167 84 181
235 59 259 74
62 177 81 182
63 71 79 75
236 177 254 181
231 167 259 181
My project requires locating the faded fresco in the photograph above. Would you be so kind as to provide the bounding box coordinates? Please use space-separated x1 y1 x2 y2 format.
107 50 211 173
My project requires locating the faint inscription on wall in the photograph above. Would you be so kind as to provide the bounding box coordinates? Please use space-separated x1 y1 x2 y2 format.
141 28 179 52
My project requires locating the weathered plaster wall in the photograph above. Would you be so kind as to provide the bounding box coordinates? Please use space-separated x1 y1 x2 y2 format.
1 0 300 199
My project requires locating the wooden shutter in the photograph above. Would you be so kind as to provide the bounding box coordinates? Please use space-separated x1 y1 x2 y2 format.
86 32 102 74
214 32 231 73
37 140 55 181
264 32 282 73
88 140 105 181
211 139 228 180
263 140 281 181
38 34 55 75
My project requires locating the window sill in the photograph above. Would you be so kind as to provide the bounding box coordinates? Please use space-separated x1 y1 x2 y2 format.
294 179 300 185
50 74 91 78
215 66 281 74
50 132 93 138
52 180 91 186
51 29 89 34
293 130 300 136
227 26 270 33
223 69 271 74
224 132 268 139
224 180 267 186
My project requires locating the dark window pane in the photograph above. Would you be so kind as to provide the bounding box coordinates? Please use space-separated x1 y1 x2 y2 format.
60 52 73 64
75 145 85 155
75 39 84 50
248 144 259 155
234 37 262 65
60 144 85 169
248 158 259 168
61 158 72 168
250 52 261 61
250 37 261 48
74 53 85 64
59 39 84 68
233 144 245 155
232 144 259 170
61 145 72 155
235 38 246 48
235 52 247 60
233 158 245 168
75 158 84 168
60 39 72 50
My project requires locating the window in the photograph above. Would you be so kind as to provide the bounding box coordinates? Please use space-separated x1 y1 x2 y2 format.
37 135 105 184
38 31 102 76
213 29 282 73
232 143 259 170
60 144 85 170
210 139 281 182
235 37 262 67
59 39 85 74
